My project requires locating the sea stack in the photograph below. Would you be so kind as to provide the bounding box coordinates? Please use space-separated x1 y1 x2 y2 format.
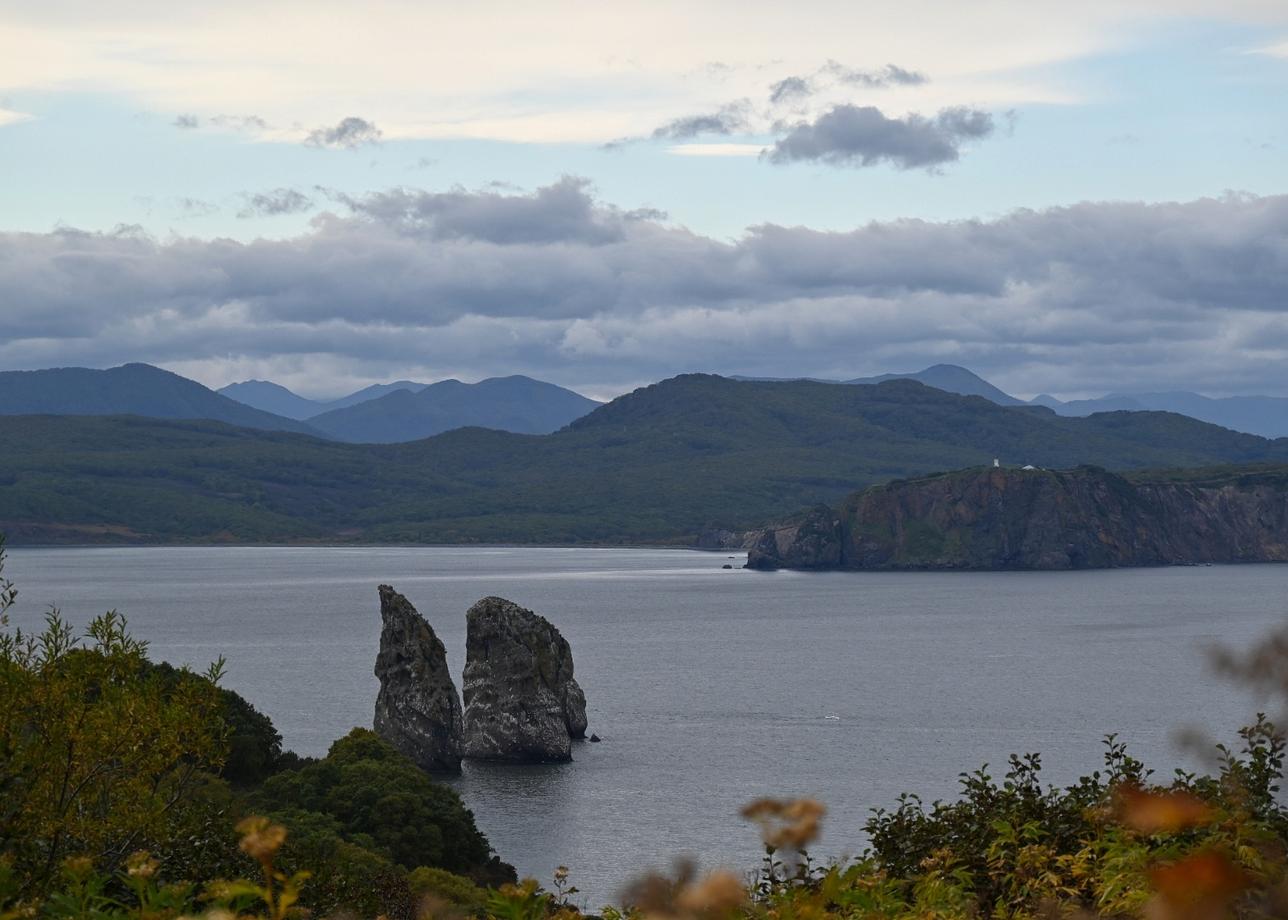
372 585 464 773
462 596 588 763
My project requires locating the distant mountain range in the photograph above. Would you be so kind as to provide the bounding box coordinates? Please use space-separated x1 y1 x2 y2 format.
2 373 1286 545
305 376 602 442
744 364 1288 438
0 364 319 434
3 360 1285 451
216 379 431 420
844 364 1026 406
0 364 600 443
219 375 600 441
1028 390 1288 440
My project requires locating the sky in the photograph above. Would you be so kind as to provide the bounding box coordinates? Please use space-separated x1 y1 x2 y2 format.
1 1 1287 400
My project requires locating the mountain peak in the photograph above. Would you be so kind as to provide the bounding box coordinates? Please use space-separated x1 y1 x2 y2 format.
845 364 1024 406
0 364 316 434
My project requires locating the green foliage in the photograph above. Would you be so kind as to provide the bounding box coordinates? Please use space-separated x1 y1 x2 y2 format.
3 376 1288 544
0 541 505 919
408 865 489 911
864 726 1288 917
252 728 494 875
0 561 228 894
144 660 288 787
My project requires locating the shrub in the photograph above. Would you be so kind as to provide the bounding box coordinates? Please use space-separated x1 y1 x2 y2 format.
408 865 489 911
252 728 496 875
0 540 227 896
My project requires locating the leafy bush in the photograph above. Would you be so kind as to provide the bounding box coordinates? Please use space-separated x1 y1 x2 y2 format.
408 865 489 911
252 728 497 875
0 550 227 895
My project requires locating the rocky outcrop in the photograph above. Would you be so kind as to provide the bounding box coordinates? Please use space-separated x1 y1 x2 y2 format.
462 596 587 763
745 505 843 570
694 528 755 550
745 465 1288 571
373 585 463 773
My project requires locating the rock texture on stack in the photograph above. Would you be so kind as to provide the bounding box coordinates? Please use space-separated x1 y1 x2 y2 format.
462 596 588 763
372 585 464 773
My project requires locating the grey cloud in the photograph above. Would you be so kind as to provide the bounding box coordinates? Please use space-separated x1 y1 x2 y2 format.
2 183 1288 397
649 101 752 140
176 114 270 133
821 61 928 87
768 76 812 104
768 104 994 169
305 116 382 149
332 177 648 245
237 188 316 219
175 197 218 218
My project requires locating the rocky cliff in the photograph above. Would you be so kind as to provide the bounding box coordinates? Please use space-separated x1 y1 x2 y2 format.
746 465 1288 571
372 585 464 773
462 596 588 763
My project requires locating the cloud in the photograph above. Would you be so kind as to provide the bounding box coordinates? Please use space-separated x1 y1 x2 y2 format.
4 3 1286 143
768 104 994 169
173 113 270 134
304 116 382 149
648 101 752 140
211 113 269 132
1250 39 1288 57
329 176 645 244
2 181 1287 398
237 188 316 219
768 76 811 104
627 64 982 168
175 197 218 218
821 61 927 87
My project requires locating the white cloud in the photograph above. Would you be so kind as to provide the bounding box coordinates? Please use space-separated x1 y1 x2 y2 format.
3 1 1279 143
0 107 31 126
1250 39 1288 57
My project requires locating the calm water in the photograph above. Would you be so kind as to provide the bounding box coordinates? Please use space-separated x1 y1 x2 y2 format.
5 547 1287 905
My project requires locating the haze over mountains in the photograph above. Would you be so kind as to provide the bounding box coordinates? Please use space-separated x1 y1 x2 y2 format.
216 379 431 420
0 364 321 435
2 373 1287 546
0 365 601 443
305 377 602 443
776 364 1288 439
218 375 601 441
2 362 1284 447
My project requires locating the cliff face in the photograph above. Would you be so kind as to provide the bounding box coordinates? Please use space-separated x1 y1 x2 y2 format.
372 585 464 773
462 596 588 763
746 466 1288 571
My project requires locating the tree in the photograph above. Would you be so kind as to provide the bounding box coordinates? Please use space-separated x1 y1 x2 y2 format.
0 535 229 894
253 728 497 875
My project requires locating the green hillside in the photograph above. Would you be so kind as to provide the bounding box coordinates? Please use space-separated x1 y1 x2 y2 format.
2 375 1286 544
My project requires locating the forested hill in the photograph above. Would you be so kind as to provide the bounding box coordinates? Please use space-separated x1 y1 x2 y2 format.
1 374 1286 545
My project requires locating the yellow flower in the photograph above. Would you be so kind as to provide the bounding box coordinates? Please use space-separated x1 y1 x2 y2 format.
740 798 826 850
62 856 94 879
236 816 287 864
675 870 746 914
125 850 160 880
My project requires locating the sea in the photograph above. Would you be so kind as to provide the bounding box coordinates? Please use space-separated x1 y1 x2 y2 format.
4 546 1286 906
